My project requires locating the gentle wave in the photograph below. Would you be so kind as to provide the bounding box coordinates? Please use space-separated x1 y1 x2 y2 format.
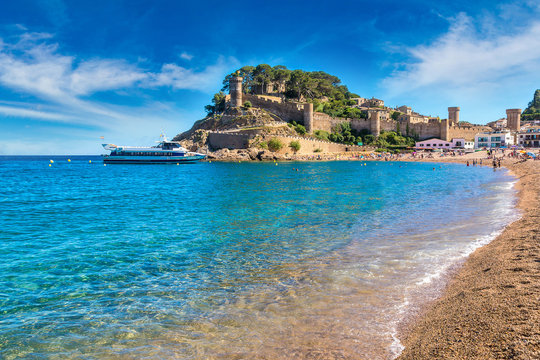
0 158 518 359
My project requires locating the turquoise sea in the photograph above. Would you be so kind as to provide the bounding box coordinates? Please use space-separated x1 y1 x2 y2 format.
0 156 518 359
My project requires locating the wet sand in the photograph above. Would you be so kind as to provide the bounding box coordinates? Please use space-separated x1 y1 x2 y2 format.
397 154 540 359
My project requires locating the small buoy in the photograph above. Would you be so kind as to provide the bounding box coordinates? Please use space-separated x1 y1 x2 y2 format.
104 164 106 166
89 160 92 163
176 163 179 165
48 164 52 167
49 159 54 163
209 161 212 163
67 159 71 162
275 163 278 166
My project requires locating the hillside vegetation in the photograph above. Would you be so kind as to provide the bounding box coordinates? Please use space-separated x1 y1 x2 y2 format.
522 89 540 121
206 64 363 119
181 64 418 152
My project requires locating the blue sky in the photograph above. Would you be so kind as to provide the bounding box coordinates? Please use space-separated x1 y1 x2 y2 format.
0 0 539 154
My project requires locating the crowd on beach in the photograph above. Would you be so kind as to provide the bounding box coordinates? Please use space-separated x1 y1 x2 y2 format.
210 146 540 163
321 147 540 164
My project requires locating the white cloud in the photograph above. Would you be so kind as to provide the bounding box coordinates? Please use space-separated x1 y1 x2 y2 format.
151 56 237 92
180 52 194 61
0 104 72 122
70 59 147 95
383 12 540 94
0 32 236 127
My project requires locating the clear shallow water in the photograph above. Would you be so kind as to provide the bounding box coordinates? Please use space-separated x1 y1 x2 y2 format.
0 156 518 359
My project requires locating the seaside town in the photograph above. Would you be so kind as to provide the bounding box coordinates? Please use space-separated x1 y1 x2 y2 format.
2 1 540 359
174 67 540 165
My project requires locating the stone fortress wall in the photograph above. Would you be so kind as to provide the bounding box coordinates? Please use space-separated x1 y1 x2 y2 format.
207 131 362 154
208 132 251 150
228 76 494 142
242 93 305 123
447 124 492 141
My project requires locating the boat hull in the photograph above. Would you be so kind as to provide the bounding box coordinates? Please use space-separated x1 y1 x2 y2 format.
103 155 205 164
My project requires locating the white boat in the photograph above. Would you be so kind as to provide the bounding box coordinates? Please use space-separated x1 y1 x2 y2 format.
102 137 206 164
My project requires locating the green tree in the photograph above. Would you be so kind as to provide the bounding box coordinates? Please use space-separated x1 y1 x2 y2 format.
523 89 540 119
222 64 356 104
314 130 329 141
364 134 375 144
268 138 283 152
524 89 540 113
252 64 274 92
204 91 226 115
271 65 290 92
294 124 306 135
289 140 301 153
221 66 256 92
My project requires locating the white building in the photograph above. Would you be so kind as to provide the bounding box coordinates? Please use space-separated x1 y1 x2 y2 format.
415 138 472 150
487 118 507 130
518 126 540 148
474 131 514 149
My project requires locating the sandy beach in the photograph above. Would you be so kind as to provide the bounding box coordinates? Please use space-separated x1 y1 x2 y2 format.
395 153 540 359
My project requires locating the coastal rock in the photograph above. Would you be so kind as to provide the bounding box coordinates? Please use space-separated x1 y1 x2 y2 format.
257 150 278 161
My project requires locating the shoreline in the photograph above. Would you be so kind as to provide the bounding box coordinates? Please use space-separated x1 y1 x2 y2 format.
207 150 539 357
395 154 540 359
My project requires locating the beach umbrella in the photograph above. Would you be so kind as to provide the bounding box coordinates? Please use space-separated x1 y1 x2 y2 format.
526 152 536 158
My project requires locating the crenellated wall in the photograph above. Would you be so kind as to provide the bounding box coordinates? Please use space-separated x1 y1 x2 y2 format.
312 112 373 133
265 135 363 154
447 125 492 141
242 94 305 123
207 131 362 154
406 122 442 140
208 132 253 150
312 112 352 132
380 119 397 132
226 76 490 143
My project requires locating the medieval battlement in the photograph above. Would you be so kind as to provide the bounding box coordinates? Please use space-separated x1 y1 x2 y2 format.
226 77 495 143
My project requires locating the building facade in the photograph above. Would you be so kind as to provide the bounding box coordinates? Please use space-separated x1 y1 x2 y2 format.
474 131 514 149
518 126 540 148
415 138 472 150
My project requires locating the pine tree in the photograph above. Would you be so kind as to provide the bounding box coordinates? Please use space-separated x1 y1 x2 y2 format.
523 89 540 114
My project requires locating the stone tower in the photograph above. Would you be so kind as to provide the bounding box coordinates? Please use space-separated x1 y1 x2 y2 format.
506 109 522 131
448 107 460 125
229 76 243 107
440 119 449 141
369 110 381 137
303 103 314 134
